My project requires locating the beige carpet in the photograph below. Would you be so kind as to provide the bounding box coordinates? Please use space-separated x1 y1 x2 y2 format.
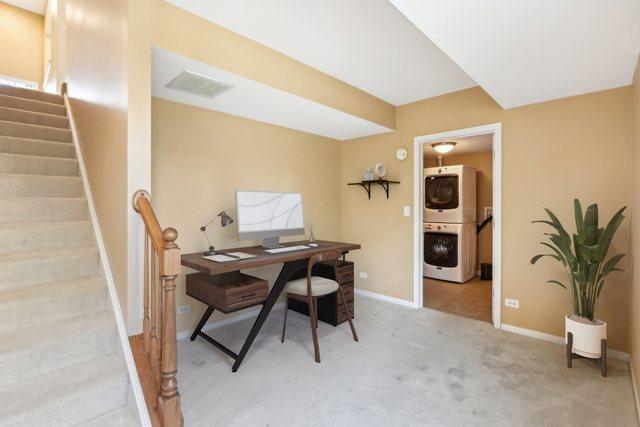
178 295 637 426
424 277 493 323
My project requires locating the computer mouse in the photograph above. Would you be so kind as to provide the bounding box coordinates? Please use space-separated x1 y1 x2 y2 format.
308 243 319 247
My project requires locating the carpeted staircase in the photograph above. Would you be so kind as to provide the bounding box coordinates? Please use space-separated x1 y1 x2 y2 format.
0 84 139 426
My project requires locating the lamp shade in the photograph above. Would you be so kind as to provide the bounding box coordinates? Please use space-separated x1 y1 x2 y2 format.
431 141 456 154
219 211 234 227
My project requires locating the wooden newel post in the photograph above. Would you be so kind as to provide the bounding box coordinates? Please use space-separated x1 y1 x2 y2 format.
158 227 183 426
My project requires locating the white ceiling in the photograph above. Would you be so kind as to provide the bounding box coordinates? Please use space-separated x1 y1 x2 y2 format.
3 0 46 15
424 134 492 157
390 0 640 109
152 47 392 141
164 0 476 106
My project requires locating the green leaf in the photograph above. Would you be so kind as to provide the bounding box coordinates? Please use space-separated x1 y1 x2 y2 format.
583 204 598 245
549 234 576 268
594 207 626 262
574 199 584 243
540 242 567 266
544 209 571 246
600 253 626 278
531 254 561 265
546 280 567 289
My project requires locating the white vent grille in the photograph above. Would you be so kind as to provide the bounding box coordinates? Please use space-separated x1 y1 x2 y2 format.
165 71 233 99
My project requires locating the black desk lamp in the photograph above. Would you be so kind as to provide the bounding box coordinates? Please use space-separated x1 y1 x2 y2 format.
201 211 234 255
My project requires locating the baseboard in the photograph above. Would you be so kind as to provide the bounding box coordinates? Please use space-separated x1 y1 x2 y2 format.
629 358 640 421
354 288 417 308
501 323 629 361
177 302 285 341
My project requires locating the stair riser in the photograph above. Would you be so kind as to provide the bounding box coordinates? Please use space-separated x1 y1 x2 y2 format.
0 136 76 159
0 198 87 223
0 121 71 143
0 85 64 105
0 94 66 116
0 107 69 129
0 223 93 255
0 175 83 197
0 251 99 290
0 285 107 334
1 369 129 426
0 324 117 387
0 155 78 177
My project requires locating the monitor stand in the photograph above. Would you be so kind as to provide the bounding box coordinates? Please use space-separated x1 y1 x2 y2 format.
262 236 281 249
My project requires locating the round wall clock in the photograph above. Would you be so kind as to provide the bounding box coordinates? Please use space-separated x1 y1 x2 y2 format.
395 147 408 161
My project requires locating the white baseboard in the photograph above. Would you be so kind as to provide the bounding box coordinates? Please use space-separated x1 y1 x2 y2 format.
501 323 629 361
629 358 640 421
355 288 417 308
177 302 285 341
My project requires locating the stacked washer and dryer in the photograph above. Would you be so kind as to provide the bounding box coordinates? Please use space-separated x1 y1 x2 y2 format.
423 165 477 283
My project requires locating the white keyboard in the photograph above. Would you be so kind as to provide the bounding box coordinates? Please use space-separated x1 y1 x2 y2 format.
264 245 310 254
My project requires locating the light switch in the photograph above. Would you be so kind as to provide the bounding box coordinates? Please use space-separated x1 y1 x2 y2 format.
403 206 411 216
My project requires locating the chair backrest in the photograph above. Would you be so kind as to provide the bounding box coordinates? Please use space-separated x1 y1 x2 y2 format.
307 250 343 281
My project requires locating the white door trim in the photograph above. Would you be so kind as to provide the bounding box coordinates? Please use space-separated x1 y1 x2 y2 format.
413 123 502 329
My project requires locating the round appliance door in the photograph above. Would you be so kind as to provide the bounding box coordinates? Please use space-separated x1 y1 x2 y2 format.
425 176 459 210
424 231 458 268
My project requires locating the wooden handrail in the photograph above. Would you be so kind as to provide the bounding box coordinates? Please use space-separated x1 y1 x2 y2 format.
132 190 183 427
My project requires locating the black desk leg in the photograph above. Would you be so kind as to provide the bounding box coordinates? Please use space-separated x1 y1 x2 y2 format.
191 306 214 341
231 260 306 372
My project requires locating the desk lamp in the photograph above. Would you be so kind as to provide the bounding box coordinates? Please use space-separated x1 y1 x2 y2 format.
201 211 234 255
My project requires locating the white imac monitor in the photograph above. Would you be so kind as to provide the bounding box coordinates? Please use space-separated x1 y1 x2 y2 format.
235 190 305 248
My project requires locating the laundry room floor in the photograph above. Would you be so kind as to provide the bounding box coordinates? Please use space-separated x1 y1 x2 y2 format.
423 277 492 323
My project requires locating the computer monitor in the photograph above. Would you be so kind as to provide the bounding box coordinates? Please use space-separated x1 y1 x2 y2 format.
235 190 305 248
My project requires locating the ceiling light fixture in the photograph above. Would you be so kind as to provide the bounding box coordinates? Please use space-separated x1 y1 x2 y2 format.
431 141 456 154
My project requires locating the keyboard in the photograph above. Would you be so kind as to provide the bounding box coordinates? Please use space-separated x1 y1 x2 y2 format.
264 245 310 254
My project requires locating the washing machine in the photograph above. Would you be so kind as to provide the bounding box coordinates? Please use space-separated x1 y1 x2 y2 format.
424 165 476 223
423 222 476 283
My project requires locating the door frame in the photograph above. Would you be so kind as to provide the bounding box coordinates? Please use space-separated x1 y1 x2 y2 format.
413 123 502 329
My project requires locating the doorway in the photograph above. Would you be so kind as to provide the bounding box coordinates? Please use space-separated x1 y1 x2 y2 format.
413 124 502 328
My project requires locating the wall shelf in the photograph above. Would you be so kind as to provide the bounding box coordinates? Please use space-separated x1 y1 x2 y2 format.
347 179 399 199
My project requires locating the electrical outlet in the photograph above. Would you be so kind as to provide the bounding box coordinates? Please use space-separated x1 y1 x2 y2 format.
403 206 411 217
504 298 519 309
177 305 191 314
359 272 367 279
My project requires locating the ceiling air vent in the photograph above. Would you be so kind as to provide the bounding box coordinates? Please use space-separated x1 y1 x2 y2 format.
165 71 233 100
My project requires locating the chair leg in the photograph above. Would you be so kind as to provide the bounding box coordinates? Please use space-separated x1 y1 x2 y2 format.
337 284 358 342
281 295 289 343
313 298 318 329
307 295 321 363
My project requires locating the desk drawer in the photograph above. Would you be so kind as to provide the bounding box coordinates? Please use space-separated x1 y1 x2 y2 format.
186 272 268 313
336 261 354 284
337 300 355 324
337 282 354 304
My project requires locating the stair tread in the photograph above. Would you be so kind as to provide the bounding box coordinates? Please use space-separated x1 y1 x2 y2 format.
0 134 72 146
0 84 65 104
0 276 105 304
0 353 128 421
0 92 66 110
78 405 140 427
0 151 78 163
0 245 97 262
0 105 68 120
0 310 114 349
0 219 90 230
0 105 70 129
0 119 71 133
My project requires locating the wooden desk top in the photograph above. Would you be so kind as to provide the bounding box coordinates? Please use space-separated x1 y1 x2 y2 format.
181 240 361 276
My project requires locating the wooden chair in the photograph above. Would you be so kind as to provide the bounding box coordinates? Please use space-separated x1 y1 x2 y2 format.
281 250 358 363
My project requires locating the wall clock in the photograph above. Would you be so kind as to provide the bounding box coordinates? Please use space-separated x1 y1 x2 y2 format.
395 147 408 161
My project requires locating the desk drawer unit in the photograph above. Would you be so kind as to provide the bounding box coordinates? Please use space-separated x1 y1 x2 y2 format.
186 272 268 313
288 260 355 326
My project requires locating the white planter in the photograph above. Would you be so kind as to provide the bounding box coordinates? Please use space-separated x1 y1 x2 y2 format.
565 315 607 358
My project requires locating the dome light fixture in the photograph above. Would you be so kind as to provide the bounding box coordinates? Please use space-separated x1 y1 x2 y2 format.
431 141 457 154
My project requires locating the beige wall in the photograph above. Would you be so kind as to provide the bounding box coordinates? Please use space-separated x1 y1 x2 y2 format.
342 86 632 352
0 1 43 84
424 150 493 266
631 57 640 403
151 97 341 333
63 0 129 318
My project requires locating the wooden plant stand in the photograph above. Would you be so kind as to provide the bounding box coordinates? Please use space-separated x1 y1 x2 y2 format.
566 332 607 377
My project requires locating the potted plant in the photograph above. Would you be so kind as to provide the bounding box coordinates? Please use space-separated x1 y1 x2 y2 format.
531 199 626 359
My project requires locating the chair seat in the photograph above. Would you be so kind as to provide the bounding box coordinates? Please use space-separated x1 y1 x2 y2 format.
285 276 339 297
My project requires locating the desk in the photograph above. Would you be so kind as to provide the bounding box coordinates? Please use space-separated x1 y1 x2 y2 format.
181 240 361 371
